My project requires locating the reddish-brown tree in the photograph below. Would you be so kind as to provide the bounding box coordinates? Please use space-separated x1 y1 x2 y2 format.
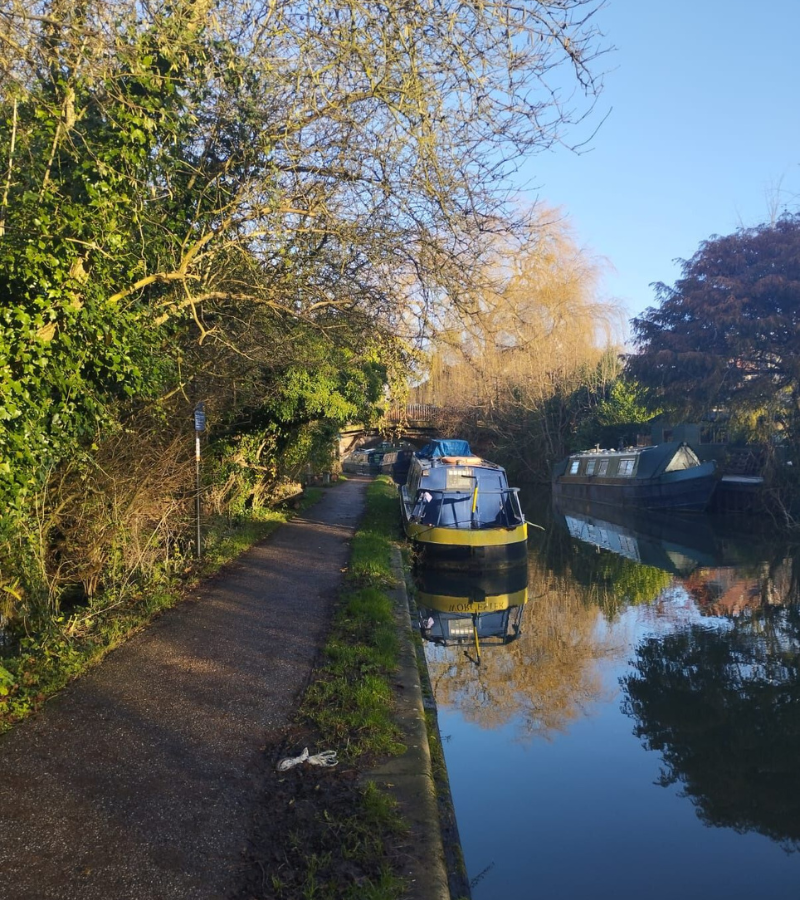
628 214 800 444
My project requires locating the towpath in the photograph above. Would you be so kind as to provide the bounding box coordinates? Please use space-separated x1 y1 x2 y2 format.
0 477 369 900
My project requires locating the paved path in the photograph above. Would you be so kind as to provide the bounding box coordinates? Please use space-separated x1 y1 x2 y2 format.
0 478 368 900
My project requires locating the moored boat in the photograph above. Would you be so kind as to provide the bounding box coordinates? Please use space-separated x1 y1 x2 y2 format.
341 448 377 475
379 445 415 483
552 441 717 512
342 442 407 475
400 439 527 569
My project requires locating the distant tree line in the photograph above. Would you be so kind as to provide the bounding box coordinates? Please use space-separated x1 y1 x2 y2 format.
419 211 800 490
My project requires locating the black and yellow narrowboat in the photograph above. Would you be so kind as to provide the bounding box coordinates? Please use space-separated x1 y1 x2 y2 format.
399 439 527 569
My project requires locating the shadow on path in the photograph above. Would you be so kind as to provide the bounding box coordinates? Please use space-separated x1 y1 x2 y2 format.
0 478 369 900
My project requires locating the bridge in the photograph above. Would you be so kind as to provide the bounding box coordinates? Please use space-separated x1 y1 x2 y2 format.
337 404 442 456
337 403 492 459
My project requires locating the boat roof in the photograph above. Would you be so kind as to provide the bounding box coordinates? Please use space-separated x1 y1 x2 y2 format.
417 454 503 471
567 441 699 479
416 438 472 459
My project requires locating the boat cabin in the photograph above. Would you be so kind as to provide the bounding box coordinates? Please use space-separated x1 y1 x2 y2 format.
405 453 523 529
558 442 704 481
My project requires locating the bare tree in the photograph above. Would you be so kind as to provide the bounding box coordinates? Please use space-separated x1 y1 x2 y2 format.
0 0 610 337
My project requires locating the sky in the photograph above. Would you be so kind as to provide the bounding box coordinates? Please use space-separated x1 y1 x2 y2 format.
516 0 800 340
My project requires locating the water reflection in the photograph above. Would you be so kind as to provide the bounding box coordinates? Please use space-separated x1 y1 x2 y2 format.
622 610 800 850
425 489 800 897
418 559 619 739
415 565 528 662
552 496 800 850
554 495 719 573
552 495 800 617
536 499 674 616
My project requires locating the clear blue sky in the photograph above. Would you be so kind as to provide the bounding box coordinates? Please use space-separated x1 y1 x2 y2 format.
518 0 800 338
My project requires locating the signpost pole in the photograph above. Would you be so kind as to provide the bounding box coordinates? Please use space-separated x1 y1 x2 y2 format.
194 402 206 558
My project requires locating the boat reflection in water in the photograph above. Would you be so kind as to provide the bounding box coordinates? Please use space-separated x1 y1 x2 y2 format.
551 494 800 618
551 494 800 851
428 490 800 898
414 564 528 665
553 494 772 575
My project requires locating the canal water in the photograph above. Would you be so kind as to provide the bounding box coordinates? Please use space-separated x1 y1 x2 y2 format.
416 490 800 899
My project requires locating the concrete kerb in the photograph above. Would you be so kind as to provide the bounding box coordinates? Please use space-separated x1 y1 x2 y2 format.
361 548 451 900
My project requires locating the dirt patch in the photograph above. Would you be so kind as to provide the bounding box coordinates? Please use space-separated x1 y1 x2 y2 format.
233 726 408 900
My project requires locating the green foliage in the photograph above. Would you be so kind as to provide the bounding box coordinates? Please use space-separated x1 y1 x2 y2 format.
594 378 659 427
572 375 660 451
0 0 601 657
0 9 213 520
0 664 14 697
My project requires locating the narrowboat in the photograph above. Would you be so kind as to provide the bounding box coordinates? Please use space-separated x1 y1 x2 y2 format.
399 439 527 569
552 441 717 512
342 442 406 475
341 448 376 475
379 445 415 484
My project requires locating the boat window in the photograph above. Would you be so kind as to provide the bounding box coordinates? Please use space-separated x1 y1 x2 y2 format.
618 458 635 476
446 467 475 491
569 460 580 474
665 446 699 472
597 460 609 475
586 459 596 475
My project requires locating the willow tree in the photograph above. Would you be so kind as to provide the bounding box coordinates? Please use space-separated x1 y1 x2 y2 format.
417 210 623 473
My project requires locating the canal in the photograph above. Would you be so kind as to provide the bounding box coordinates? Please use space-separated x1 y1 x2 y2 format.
416 491 800 899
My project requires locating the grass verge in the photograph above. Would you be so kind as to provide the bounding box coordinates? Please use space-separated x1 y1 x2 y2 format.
238 476 411 900
301 478 405 762
0 489 322 732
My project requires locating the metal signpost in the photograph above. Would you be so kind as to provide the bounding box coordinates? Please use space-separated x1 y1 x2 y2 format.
194 402 206 557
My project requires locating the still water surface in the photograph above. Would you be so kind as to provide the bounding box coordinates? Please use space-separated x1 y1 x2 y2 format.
417 491 800 899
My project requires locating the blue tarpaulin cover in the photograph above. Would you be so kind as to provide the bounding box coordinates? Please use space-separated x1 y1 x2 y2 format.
416 439 472 459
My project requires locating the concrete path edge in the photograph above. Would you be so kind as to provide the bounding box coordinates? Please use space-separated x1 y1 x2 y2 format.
362 548 453 900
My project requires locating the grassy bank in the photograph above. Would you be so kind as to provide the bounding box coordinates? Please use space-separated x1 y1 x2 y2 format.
239 476 412 900
0 491 321 731
301 477 405 761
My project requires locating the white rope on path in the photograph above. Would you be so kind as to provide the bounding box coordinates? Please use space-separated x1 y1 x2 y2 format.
276 747 339 772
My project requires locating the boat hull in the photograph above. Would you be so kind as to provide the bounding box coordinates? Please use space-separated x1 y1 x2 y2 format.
404 519 528 570
553 461 717 512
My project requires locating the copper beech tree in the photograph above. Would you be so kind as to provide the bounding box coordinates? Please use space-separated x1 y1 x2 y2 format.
628 215 800 448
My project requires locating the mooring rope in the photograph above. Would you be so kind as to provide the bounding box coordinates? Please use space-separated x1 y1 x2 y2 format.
276 747 339 772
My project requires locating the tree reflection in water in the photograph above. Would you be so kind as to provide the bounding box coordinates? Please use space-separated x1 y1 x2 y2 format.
426 554 623 740
622 608 800 850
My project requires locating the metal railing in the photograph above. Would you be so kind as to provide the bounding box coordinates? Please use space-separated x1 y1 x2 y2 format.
410 487 524 529
385 403 439 424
